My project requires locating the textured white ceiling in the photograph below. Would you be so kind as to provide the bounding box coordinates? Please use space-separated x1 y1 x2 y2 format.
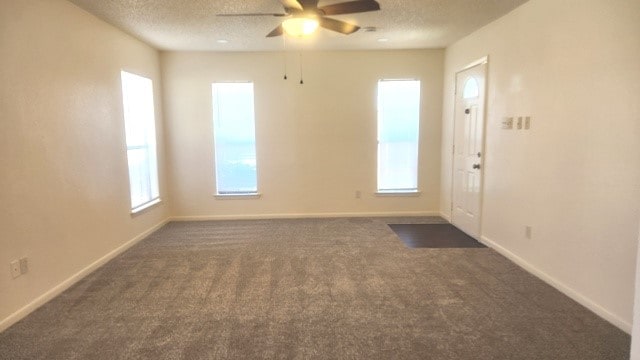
67 0 529 51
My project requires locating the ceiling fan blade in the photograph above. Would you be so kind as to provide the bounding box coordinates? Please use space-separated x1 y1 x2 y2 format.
217 13 288 17
319 0 380 16
319 17 360 35
266 25 284 37
279 0 303 11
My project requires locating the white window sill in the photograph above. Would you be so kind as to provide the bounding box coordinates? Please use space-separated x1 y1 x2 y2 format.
374 191 421 197
131 198 162 215
214 193 262 200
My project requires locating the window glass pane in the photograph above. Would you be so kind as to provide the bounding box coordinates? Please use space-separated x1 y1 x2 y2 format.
122 72 154 148
121 71 160 210
212 83 257 194
463 77 480 99
377 80 421 192
127 148 151 207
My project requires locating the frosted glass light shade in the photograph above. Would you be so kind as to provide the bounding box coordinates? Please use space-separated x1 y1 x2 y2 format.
282 17 319 37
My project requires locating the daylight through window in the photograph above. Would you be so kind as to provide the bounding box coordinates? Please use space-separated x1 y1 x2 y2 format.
121 71 160 212
212 82 258 195
377 79 421 193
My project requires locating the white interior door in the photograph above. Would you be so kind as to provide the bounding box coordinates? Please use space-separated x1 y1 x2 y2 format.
451 61 487 239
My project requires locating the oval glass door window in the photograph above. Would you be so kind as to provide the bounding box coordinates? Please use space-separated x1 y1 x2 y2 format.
463 77 479 99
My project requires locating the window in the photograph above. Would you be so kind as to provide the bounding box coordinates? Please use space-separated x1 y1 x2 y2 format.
377 80 421 193
120 71 160 212
463 77 480 99
212 82 258 195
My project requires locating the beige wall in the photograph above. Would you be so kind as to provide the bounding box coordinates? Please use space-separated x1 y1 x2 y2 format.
440 0 640 331
0 0 170 328
162 50 444 219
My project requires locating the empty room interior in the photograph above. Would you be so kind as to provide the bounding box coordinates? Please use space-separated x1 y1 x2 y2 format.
1 0 640 358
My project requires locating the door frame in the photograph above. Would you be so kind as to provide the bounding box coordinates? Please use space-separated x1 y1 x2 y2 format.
449 56 490 239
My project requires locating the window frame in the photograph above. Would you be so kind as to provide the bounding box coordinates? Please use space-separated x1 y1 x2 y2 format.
120 70 161 213
211 81 260 198
375 78 422 196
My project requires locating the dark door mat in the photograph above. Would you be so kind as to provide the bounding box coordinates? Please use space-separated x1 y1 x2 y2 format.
389 224 487 249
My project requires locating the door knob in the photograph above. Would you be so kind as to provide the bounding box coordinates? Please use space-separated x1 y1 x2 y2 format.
473 164 481 170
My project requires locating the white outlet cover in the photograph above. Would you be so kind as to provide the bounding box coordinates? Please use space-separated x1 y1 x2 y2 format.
10 260 20 278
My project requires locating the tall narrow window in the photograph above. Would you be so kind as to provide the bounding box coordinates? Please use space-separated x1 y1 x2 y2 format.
377 80 421 193
121 71 160 212
212 82 258 195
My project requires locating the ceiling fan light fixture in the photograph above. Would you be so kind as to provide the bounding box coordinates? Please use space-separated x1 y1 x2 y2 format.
282 17 319 37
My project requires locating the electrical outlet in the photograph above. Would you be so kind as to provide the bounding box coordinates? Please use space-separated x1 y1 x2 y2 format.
525 226 532 239
355 190 361 199
19 257 28 274
10 260 20 278
501 117 514 130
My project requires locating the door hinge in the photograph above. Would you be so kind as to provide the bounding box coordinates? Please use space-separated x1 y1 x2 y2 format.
452 144 455 154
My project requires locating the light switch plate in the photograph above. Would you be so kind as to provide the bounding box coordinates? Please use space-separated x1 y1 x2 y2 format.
517 117 523 130
19 257 28 274
525 116 531 130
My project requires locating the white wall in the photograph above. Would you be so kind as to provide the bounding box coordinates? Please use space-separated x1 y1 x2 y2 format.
0 0 170 329
162 50 444 219
440 0 640 331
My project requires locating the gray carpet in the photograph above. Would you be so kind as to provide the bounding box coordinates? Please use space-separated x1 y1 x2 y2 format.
0 217 630 359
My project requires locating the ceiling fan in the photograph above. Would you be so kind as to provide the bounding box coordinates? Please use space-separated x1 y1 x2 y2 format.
217 0 381 38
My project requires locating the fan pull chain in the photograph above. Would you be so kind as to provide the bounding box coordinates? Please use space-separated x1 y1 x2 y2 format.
282 35 288 80
299 52 304 85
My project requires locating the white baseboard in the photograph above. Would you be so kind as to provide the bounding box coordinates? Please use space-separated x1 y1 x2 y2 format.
0 218 170 333
439 211 451 222
171 211 442 222
480 235 632 334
